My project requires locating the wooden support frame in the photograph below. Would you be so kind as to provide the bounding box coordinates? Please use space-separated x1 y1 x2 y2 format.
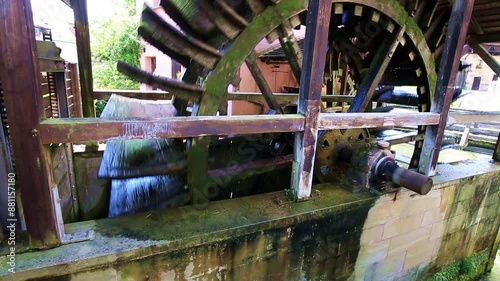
55 72 69 118
0 0 61 248
418 0 475 176
291 0 331 200
71 0 95 117
68 63 83 117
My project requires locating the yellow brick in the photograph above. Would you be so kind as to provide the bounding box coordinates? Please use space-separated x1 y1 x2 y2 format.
361 225 384 246
356 240 391 267
458 184 476 201
441 185 457 207
403 239 436 271
364 197 410 229
373 250 406 280
388 225 432 255
382 213 424 240
405 196 441 217
421 208 446 227
448 213 467 234
430 221 446 239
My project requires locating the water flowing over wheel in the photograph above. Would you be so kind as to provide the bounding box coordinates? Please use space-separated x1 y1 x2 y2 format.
118 0 445 200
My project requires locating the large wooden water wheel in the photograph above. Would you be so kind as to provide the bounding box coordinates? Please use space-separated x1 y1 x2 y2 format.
112 0 454 209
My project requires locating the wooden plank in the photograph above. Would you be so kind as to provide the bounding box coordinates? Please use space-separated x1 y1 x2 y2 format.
419 0 475 176
71 0 94 117
318 112 440 130
0 0 61 247
470 42 500 76
55 72 69 118
291 0 332 200
473 31 500 43
93 89 173 101
68 63 83 117
40 115 305 144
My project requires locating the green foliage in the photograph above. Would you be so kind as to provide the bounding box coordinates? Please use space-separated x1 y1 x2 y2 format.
427 250 490 281
95 100 107 117
90 0 142 90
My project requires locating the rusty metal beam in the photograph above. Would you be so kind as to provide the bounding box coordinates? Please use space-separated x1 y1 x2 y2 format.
0 0 61 248
71 0 94 117
419 0 475 176
291 0 331 200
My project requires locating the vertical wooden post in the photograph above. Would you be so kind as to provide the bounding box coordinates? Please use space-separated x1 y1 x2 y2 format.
71 0 95 117
69 63 83 117
0 0 61 247
291 0 331 200
494 133 500 162
418 0 475 176
55 72 70 118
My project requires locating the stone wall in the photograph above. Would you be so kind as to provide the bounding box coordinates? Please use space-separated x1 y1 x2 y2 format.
1 160 499 281
352 170 500 281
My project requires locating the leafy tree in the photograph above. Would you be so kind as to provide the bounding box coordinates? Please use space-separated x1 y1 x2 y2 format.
90 0 142 90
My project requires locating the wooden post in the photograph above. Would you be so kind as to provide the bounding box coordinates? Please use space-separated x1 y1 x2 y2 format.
71 0 95 117
55 72 70 118
418 0 475 176
69 63 83 117
494 133 500 162
0 0 61 247
291 0 331 200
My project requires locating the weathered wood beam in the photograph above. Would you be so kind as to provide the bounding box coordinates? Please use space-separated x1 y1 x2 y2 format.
68 63 83 117
55 72 69 118
473 31 500 43
245 52 283 113
71 0 94 117
419 0 475 176
0 0 61 248
291 0 331 200
40 115 305 144
318 112 440 130
469 42 500 76
92 90 357 104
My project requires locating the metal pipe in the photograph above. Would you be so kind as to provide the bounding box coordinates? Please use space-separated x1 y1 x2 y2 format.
379 160 433 195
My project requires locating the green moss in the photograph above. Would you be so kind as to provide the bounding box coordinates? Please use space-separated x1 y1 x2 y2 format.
427 250 490 281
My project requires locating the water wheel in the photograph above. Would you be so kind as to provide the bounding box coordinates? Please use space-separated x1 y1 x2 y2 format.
114 0 450 208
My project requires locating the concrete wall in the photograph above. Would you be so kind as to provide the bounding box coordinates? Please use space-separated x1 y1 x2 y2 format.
352 171 500 280
3 159 499 281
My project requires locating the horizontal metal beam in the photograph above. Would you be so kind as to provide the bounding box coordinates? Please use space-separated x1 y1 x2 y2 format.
40 115 305 143
318 112 441 130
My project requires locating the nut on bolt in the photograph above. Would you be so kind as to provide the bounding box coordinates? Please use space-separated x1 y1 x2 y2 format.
376 140 391 149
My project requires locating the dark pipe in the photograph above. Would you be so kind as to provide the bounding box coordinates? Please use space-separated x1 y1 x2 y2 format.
379 161 433 195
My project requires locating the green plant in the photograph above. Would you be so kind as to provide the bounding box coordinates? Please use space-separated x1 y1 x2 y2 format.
90 0 142 90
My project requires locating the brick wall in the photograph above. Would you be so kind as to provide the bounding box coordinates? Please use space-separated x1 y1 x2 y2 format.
352 171 500 280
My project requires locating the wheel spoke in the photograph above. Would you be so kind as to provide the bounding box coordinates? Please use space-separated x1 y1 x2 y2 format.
277 21 303 83
348 26 406 113
245 51 283 113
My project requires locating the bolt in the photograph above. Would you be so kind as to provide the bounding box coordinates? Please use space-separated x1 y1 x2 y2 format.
31 128 38 136
376 140 391 149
